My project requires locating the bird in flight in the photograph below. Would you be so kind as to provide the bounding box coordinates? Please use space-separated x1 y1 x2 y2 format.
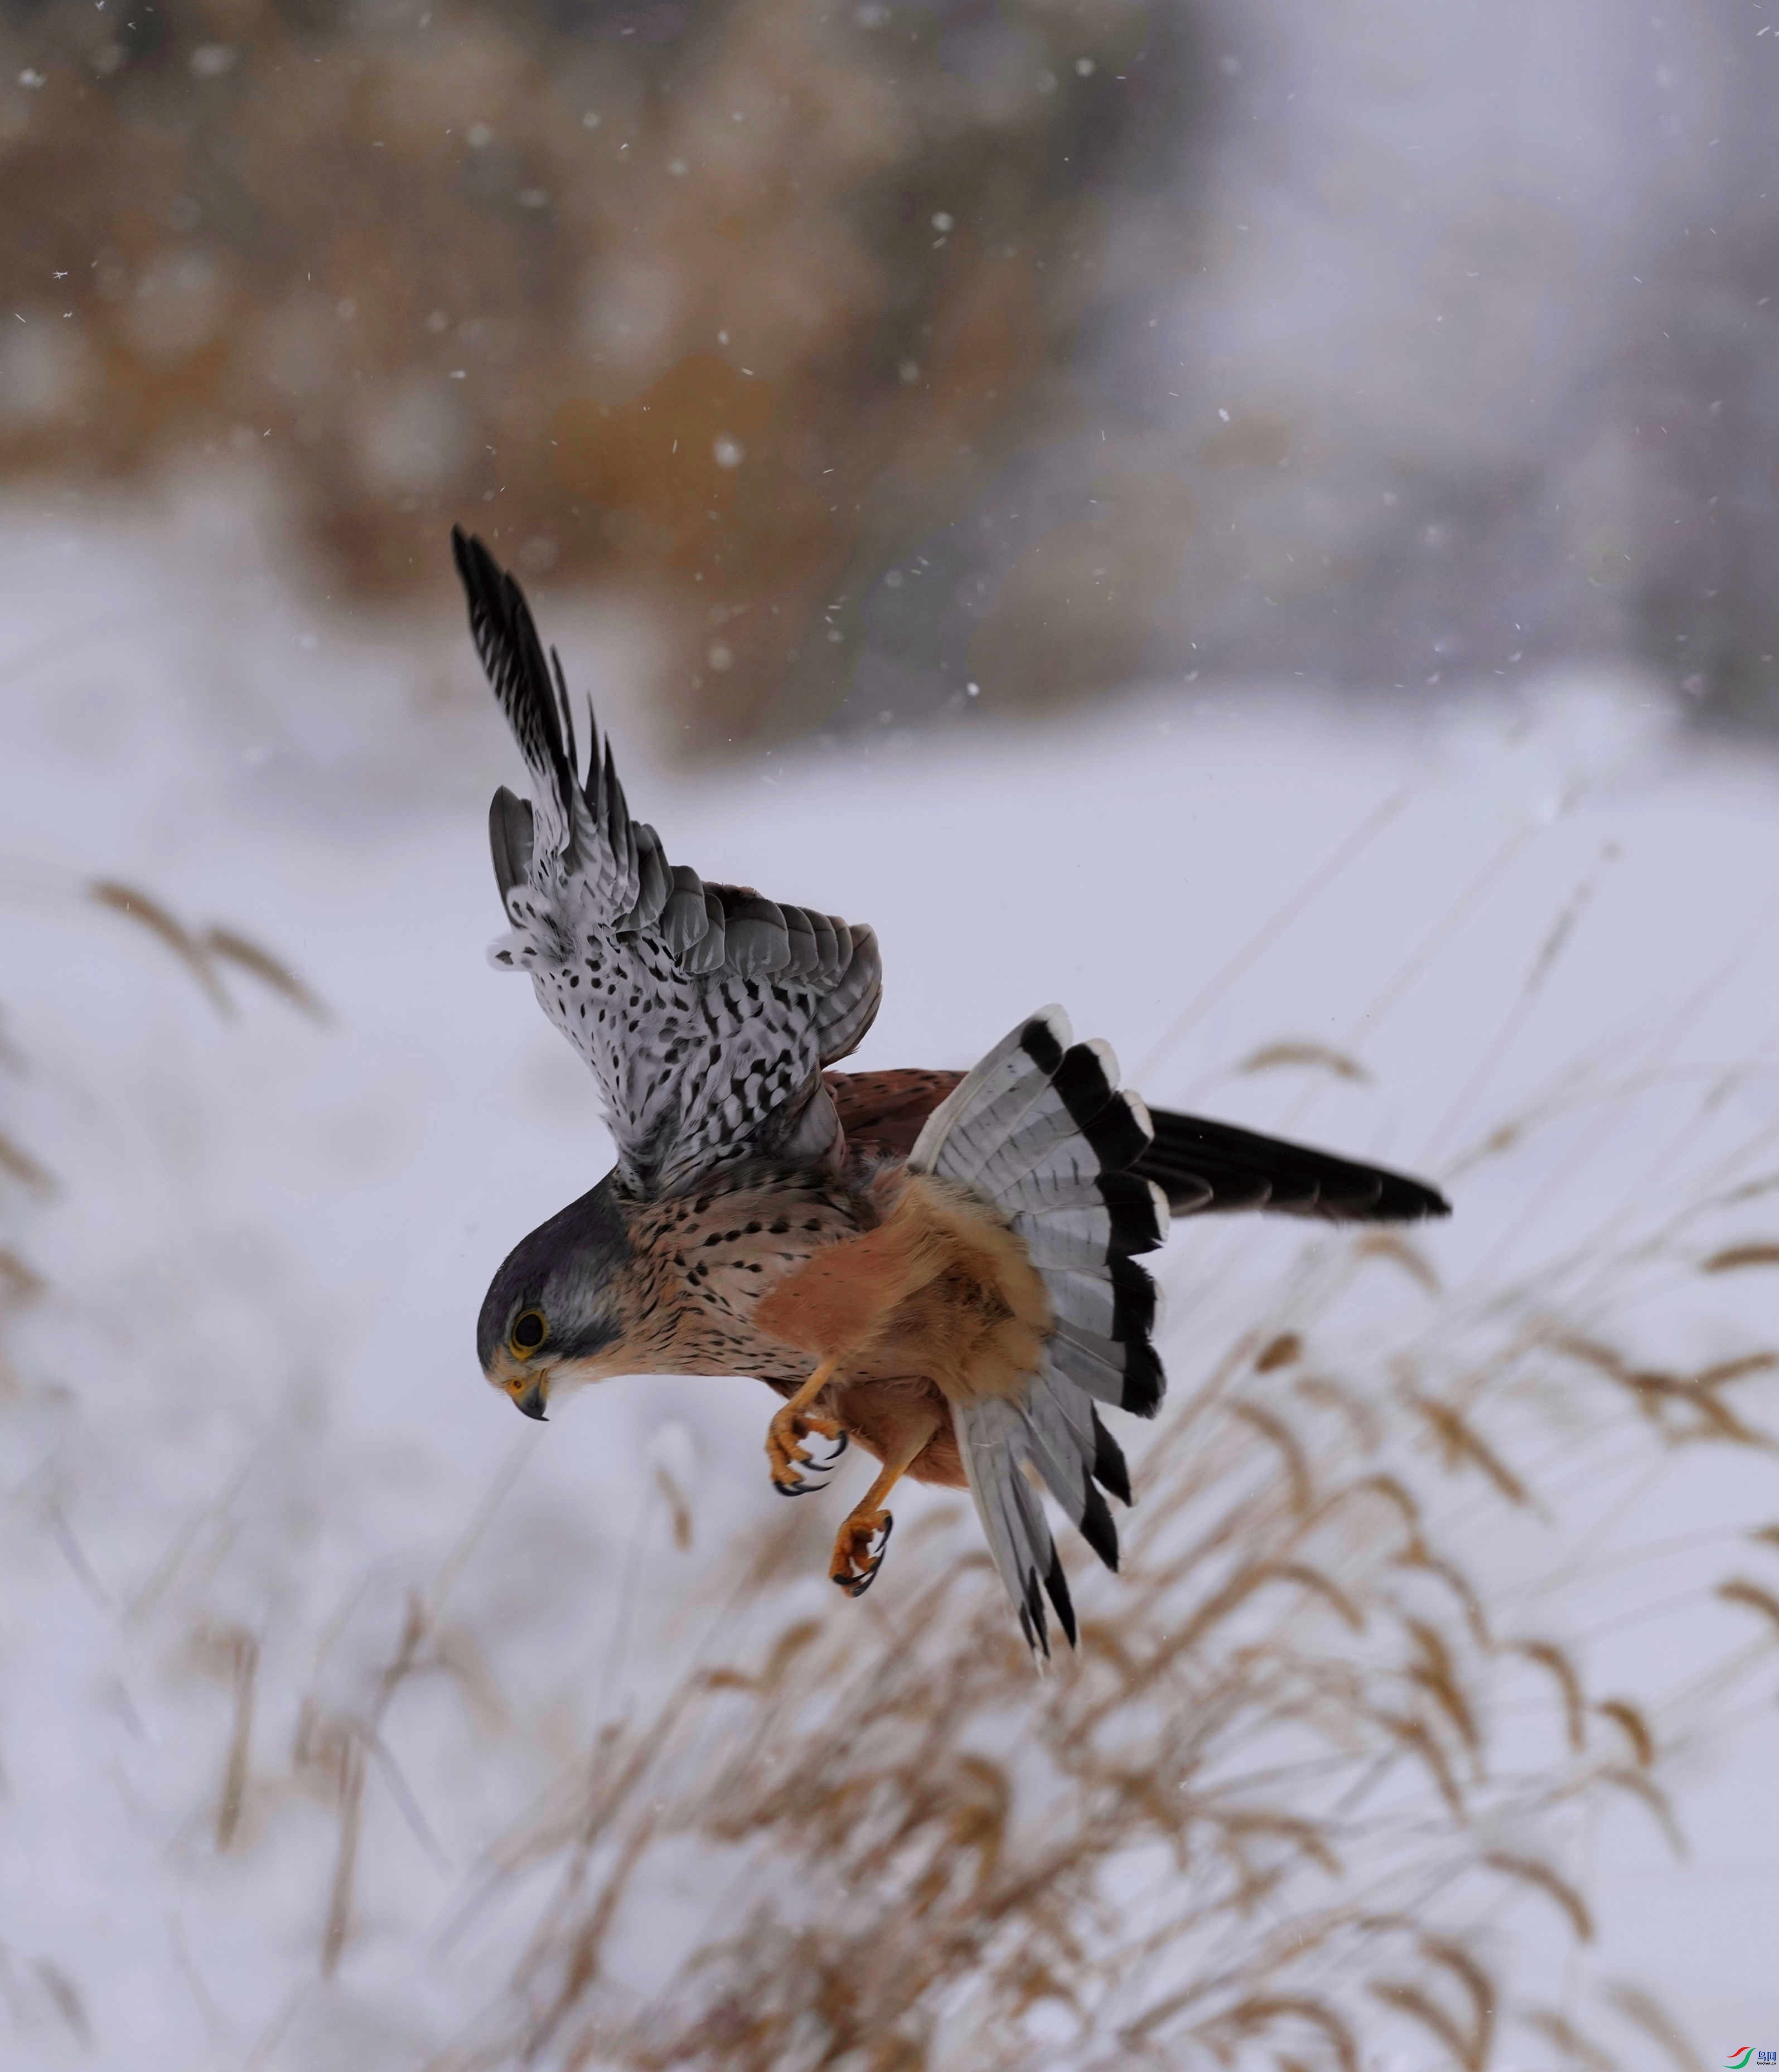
453 530 1449 1658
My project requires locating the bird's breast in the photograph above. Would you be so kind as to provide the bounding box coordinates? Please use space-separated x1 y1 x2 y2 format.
622 1173 875 1382
752 1170 1053 1406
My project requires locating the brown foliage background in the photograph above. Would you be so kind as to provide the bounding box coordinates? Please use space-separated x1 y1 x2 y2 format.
0 0 1201 740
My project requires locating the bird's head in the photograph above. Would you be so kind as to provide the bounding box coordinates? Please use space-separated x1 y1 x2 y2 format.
477 1174 636 1420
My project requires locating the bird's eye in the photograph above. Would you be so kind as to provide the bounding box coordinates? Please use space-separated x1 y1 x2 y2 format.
510 1309 547 1354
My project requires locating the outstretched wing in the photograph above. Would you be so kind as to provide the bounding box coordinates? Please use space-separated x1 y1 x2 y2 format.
826 1068 1449 1222
453 529 882 1196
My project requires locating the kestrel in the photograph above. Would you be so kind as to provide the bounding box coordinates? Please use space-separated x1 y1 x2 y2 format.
453 530 1449 1657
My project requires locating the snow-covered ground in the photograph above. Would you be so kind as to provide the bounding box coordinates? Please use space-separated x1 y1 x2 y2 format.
3 490 1778 2067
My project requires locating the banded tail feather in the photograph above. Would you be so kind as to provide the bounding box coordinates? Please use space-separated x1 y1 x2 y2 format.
908 1006 1164 1659
1142 1108 1449 1222
828 1071 1451 1224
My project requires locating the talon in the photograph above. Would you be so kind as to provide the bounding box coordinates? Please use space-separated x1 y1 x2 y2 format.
766 1402 844 1497
830 1508 893 1597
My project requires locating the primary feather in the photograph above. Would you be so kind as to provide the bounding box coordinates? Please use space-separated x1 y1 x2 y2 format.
895 1004 1447 1656
910 1007 1164 1658
453 529 881 1195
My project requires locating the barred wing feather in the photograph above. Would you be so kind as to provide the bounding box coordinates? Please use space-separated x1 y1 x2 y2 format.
911 1007 1167 1658
453 529 881 1196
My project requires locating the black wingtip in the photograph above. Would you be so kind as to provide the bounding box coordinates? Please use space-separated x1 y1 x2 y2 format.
1051 1041 1116 1133
1097 1173 1167 1258
451 526 491 633
1120 1338 1166 1419
1019 1573 1051 1661
1042 1546 1078 1648
1090 1407 1133 1506
453 529 520 638
1078 1473 1120 1573
1020 1013 1067 1077
1104 1253 1158 1343
450 528 576 797
450 523 496 606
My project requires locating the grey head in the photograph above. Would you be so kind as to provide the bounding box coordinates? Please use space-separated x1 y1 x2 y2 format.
477 1172 635 1420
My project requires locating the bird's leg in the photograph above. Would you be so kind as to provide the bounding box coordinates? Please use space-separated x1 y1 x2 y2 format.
756 1195 947 1500
765 1357 848 1497
830 1410 939 1598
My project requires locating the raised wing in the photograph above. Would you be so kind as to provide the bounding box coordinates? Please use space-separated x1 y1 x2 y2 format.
825 1068 1449 1221
453 529 882 1195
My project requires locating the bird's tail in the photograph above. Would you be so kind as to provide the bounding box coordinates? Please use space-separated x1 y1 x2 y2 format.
907 1006 1166 1659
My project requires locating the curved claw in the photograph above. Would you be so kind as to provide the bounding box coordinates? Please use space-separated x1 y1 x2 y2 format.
766 1407 847 1498
809 1427 848 1468
831 1508 894 1598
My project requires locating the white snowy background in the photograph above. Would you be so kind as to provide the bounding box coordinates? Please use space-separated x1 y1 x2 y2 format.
2 2 1778 2058
2 488 1777 2068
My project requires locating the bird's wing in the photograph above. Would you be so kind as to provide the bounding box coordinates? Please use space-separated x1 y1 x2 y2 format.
453 529 882 1196
824 1066 1448 1222
909 1006 1163 1661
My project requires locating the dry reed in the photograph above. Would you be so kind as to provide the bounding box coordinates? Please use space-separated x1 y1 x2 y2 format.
419 1137 1777 2071
4 869 1776 2072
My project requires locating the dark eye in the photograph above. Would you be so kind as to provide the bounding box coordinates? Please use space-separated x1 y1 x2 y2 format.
511 1309 547 1353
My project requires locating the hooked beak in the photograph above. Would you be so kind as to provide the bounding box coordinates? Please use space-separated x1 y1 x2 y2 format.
514 1376 549 1421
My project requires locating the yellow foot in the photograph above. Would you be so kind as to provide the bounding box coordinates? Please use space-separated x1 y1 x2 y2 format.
830 1508 894 1596
766 1403 848 1497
